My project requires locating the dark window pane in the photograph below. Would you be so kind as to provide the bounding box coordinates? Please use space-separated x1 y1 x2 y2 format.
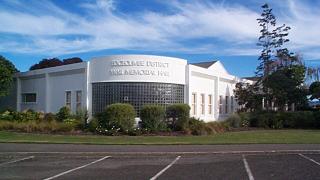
92 82 185 116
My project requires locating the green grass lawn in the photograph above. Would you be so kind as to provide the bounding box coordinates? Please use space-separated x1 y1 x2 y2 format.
0 130 320 145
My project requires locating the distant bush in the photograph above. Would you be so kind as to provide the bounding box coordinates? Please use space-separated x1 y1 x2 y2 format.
87 118 99 132
166 104 190 131
186 118 229 135
74 109 89 130
43 113 56 122
237 111 320 129
29 57 83 70
140 105 166 132
226 114 241 128
96 103 136 131
0 120 77 133
56 106 71 122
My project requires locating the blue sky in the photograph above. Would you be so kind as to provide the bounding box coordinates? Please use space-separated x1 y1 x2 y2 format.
0 0 320 77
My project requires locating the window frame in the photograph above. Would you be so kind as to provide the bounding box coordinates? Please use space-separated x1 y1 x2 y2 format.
191 93 197 115
208 94 213 115
76 90 82 111
65 91 72 109
200 93 205 115
219 95 223 114
21 93 37 104
225 96 229 114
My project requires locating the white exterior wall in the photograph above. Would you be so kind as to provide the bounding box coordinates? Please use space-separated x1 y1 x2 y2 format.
16 62 87 113
20 75 46 112
187 61 241 121
89 55 186 84
12 55 250 122
49 70 86 113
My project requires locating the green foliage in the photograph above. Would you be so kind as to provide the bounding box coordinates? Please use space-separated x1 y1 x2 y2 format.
265 65 307 110
43 113 56 122
240 111 319 129
87 118 99 132
166 104 190 131
226 114 242 128
0 120 76 133
0 55 18 97
74 109 89 129
309 81 320 100
97 103 136 131
234 82 263 112
56 106 71 122
186 118 229 136
140 105 166 132
29 57 83 70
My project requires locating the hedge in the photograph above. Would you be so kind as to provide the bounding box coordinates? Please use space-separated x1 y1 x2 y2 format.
228 111 320 129
166 104 191 131
96 103 136 131
140 105 166 132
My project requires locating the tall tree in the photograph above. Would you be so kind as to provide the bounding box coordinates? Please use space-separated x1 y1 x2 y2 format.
256 3 291 110
256 3 291 77
0 55 18 97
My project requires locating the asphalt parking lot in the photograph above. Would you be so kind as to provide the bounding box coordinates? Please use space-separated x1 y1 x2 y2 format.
0 144 320 180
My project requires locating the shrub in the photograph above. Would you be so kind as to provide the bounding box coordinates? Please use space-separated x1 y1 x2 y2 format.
21 109 41 122
74 109 89 130
0 120 76 133
226 114 241 128
44 113 56 122
313 111 320 128
56 106 71 122
97 103 136 131
166 104 190 131
87 118 99 132
186 118 229 135
238 111 318 129
140 105 166 132
238 112 250 127
0 110 14 121
206 121 230 133
186 117 207 135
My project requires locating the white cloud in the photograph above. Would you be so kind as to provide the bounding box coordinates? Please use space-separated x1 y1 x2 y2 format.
0 0 318 60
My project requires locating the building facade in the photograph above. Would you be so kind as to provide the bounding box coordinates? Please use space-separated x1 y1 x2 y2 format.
1 55 250 121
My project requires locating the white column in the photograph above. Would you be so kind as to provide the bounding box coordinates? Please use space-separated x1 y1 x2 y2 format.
16 77 21 111
86 62 92 120
45 73 50 113
214 76 219 120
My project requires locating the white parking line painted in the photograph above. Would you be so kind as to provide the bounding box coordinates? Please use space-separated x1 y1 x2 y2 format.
42 156 111 180
242 155 254 180
299 153 320 166
0 156 34 167
150 156 181 180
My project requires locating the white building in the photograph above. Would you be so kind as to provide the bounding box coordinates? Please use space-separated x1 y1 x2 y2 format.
1 55 250 121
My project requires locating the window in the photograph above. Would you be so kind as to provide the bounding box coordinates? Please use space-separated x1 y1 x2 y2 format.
65 91 71 109
219 95 223 114
76 91 82 111
200 94 205 115
192 93 197 115
225 96 229 114
22 93 36 103
208 94 212 114
92 82 185 116
231 96 234 113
